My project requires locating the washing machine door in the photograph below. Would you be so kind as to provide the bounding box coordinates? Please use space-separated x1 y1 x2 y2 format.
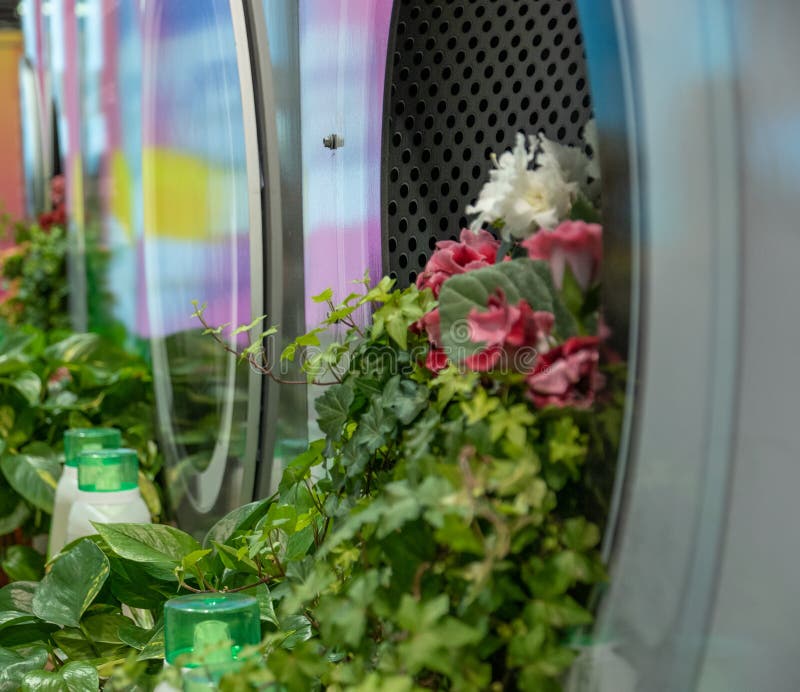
569 1 800 690
140 0 272 537
17 57 47 218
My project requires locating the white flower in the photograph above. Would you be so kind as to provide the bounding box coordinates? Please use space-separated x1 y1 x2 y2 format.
539 121 602 205
466 133 577 240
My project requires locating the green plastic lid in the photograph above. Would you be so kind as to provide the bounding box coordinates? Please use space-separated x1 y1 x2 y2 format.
63 428 121 468
76 448 139 492
164 593 260 669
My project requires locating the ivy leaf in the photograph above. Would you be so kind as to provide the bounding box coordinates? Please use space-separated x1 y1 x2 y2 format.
354 401 396 453
383 376 429 425
232 315 268 336
314 382 355 442
93 523 201 569
526 596 593 628
278 439 326 492
203 498 273 548
460 388 501 426
32 540 109 628
561 517 601 552
278 613 313 650
489 403 536 449
254 583 279 627
312 288 334 303
214 542 259 574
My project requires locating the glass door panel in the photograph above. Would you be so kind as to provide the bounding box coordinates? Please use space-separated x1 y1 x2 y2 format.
141 0 259 536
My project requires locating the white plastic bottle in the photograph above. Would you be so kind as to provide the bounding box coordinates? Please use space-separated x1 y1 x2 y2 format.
49 428 121 558
65 448 151 544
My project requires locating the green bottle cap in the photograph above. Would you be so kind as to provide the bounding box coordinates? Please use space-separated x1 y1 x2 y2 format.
63 428 122 468
76 448 139 492
164 593 260 670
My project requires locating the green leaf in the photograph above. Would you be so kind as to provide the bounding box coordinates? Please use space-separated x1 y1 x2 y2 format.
81 613 130 644
0 581 37 613
93 523 201 568
315 382 355 441
61 662 100 692
20 662 99 692
562 517 601 552
382 376 429 425
44 333 102 364
118 620 155 650
0 451 60 513
136 625 165 661
354 401 396 453
0 610 38 633
278 613 312 650
1 546 45 582
232 315 267 336
52 629 97 660
278 439 326 492
255 583 279 627
203 498 273 548
569 195 601 224
312 288 334 303
0 371 41 406
0 644 48 691
19 671 64 692
107 558 173 609
32 540 110 627
214 542 259 573
0 501 30 534
181 549 212 571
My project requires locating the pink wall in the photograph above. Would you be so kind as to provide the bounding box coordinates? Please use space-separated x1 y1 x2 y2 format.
0 30 25 235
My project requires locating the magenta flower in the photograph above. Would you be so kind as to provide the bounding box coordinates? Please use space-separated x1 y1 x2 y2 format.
463 290 555 372
416 229 499 298
426 346 450 373
526 336 604 409
521 220 603 291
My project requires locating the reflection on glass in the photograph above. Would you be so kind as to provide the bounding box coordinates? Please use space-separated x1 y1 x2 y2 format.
142 0 254 536
299 0 392 329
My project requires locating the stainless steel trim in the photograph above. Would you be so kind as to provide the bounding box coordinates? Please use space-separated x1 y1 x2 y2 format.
229 0 279 504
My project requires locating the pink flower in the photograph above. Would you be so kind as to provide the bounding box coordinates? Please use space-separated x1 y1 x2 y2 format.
463 290 555 372
468 290 554 352
418 307 442 348
521 220 602 291
416 229 499 297
526 336 604 409
47 366 72 391
426 347 450 373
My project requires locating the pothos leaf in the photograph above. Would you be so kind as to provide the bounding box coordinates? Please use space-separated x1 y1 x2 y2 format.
32 540 109 628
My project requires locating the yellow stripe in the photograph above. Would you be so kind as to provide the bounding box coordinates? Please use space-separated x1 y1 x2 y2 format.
142 148 246 240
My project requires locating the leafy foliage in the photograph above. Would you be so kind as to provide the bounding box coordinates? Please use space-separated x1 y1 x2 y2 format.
0 222 70 332
0 262 622 689
0 320 165 538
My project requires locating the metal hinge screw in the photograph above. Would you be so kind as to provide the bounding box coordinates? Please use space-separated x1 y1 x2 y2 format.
323 134 344 150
